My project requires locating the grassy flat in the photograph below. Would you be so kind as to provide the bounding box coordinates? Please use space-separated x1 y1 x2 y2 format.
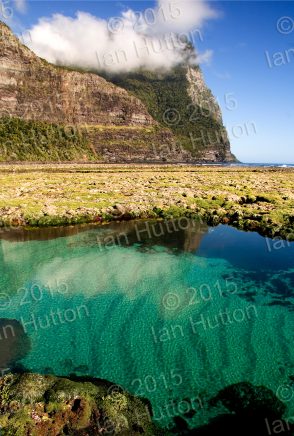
0 164 293 240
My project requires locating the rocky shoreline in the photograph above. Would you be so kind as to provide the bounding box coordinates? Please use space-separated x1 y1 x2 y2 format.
0 374 292 435
0 373 163 435
0 164 293 241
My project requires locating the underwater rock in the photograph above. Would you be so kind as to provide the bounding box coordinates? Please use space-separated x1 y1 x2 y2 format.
171 382 292 436
0 318 31 370
211 381 286 419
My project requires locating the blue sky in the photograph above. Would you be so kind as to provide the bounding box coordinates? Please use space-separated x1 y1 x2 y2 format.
6 1 294 163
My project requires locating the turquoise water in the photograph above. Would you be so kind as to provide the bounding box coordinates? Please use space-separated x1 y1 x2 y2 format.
0 220 294 430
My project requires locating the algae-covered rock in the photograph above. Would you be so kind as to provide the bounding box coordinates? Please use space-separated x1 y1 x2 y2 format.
0 373 164 435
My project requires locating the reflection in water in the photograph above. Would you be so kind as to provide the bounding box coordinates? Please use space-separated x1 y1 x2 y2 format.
68 219 209 253
0 319 30 370
0 221 293 432
0 222 99 242
0 218 208 252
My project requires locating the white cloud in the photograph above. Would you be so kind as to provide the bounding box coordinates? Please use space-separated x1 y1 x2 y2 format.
23 0 218 72
195 49 213 65
153 0 218 33
13 0 26 13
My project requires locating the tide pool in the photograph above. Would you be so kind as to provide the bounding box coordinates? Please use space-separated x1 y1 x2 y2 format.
0 220 293 430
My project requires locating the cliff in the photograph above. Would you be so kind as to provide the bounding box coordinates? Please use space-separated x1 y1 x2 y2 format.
186 67 235 162
0 21 236 162
0 22 153 126
104 67 236 163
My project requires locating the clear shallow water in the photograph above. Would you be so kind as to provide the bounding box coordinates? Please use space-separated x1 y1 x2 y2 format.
0 220 294 431
227 163 294 168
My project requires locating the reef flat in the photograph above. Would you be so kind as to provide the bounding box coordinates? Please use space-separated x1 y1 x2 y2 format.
0 164 293 240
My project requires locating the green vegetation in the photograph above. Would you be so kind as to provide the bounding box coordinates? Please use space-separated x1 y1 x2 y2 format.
102 66 229 157
0 117 96 162
0 164 293 240
0 373 162 435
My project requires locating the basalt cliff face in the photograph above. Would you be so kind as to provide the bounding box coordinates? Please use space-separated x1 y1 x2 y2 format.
104 66 236 163
185 67 235 162
0 22 153 126
0 21 236 162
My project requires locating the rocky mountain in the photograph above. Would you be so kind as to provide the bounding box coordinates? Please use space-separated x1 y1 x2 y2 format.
104 66 236 162
0 21 236 162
